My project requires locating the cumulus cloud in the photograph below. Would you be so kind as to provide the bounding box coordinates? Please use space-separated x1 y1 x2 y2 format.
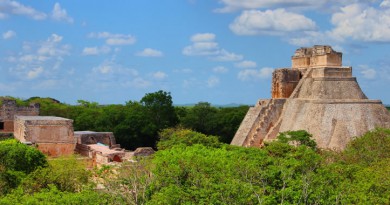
212 49 243 61
82 46 111 55
238 67 274 81
235 60 257 68
191 33 216 42
183 33 219 56
214 0 326 13
380 0 390 8
2 30 16 39
51 2 74 23
6 33 70 80
88 59 153 90
213 66 228 73
152 71 168 80
330 3 390 42
183 33 243 61
27 66 44 79
136 48 163 57
230 9 317 36
92 59 138 76
37 34 70 56
88 32 136 46
0 0 47 20
207 76 220 87
358 65 377 80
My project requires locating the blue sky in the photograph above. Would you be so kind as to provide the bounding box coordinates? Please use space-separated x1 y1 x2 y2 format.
1 0 390 105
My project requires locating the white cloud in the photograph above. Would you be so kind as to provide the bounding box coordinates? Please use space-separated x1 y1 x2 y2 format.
92 59 138 76
136 48 163 57
191 33 216 42
183 33 243 61
214 0 326 13
183 33 219 56
82 46 111 55
235 60 257 68
152 71 168 80
380 0 390 8
207 76 220 87
51 3 74 23
2 30 16 39
37 34 70 56
0 0 47 20
213 66 228 73
27 66 43 79
88 32 136 46
213 49 243 61
230 9 317 36
125 77 151 89
358 65 377 79
330 4 390 42
7 33 70 80
238 67 274 81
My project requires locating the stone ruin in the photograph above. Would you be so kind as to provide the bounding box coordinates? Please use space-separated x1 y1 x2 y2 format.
231 45 390 150
0 99 39 133
0 99 151 165
14 116 75 157
74 131 127 166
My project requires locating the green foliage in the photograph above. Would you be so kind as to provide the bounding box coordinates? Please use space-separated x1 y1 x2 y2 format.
180 103 249 143
0 185 120 205
97 159 153 204
157 128 221 150
276 130 317 150
0 139 47 195
149 142 322 204
140 90 178 130
20 156 90 194
342 128 390 166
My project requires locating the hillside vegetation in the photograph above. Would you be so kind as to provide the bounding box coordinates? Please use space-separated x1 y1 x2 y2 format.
0 128 389 204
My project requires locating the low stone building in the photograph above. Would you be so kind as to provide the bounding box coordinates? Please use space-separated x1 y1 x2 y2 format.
0 99 39 133
232 45 390 150
74 131 126 165
14 116 75 157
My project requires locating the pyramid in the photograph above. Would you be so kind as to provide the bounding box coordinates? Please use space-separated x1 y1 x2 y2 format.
231 45 390 150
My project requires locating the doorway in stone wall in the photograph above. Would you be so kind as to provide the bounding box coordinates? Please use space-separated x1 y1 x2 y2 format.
0 122 4 131
113 155 122 162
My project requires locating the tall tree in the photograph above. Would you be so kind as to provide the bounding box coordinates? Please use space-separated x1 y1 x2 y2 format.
140 90 178 131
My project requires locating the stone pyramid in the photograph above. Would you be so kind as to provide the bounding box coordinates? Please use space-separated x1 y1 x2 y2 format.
231 45 390 150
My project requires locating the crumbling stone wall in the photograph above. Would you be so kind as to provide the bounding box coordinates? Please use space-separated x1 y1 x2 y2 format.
0 100 39 132
292 45 342 69
74 131 119 148
271 69 301 98
14 116 75 157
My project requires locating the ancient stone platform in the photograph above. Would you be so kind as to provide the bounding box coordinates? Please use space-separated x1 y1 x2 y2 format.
231 45 390 150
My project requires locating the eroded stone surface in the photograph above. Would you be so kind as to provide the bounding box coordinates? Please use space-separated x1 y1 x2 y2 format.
14 116 75 156
232 45 390 150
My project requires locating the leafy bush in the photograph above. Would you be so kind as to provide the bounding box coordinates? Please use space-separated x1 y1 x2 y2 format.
157 127 221 150
343 128 390 166
276 130 317 150
20 156 90 193
0 139 47 195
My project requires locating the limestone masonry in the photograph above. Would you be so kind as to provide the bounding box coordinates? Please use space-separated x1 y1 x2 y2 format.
231 45 390 150
14 116 75 156
0 100 39 133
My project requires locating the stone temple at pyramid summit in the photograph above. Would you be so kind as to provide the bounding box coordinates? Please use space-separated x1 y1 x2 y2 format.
231 45 390 150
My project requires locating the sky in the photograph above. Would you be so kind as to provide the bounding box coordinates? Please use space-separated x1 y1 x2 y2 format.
1 0 390 105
